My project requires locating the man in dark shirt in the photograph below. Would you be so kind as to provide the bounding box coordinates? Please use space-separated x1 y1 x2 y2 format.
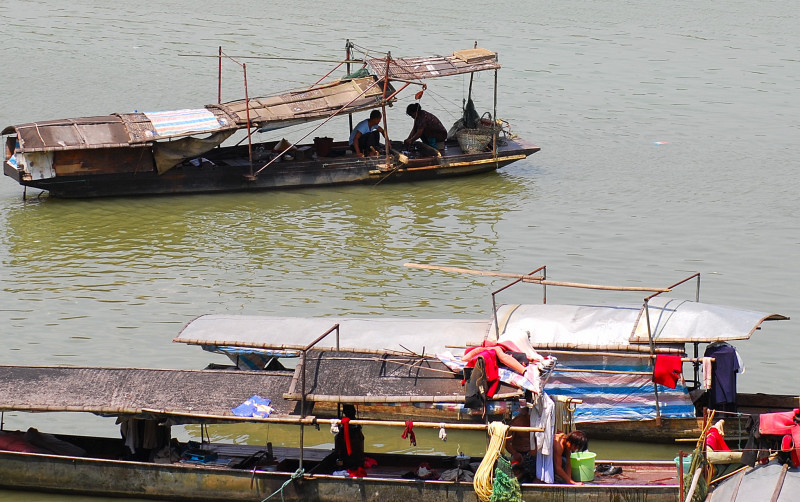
404 103 448 149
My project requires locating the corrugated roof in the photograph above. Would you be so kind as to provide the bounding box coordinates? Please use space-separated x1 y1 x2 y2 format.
0 366 295 417
366 48 500 80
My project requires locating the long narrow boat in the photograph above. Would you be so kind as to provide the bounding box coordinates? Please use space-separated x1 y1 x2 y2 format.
175 267 793 444
0 365 681 501
2 44 539 198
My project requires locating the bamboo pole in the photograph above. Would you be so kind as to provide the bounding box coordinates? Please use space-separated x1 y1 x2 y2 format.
406 262 543 281
282 391 522 403
554 367 652 376
683 467 704 502
532 350 711 363
139 408 541 432
770 463 790 502
305 356 455 375
404 263 672 292
709 464 750 485
173 339 423 359
447 345 689 357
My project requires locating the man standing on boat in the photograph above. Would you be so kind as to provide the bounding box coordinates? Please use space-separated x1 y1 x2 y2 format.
404 103 448 150
349 110 387 157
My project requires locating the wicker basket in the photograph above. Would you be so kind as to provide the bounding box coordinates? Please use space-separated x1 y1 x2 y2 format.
456 129 493 154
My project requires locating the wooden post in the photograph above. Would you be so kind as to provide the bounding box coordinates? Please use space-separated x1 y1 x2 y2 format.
381 52 392 165
242 63 253 178
299 348 306 471
645 299 662 426
492 68 498 159
346 39 353 132
217 46 222 104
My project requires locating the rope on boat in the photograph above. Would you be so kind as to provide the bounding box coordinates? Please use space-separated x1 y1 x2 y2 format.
473 421 511 501
260 468 304 502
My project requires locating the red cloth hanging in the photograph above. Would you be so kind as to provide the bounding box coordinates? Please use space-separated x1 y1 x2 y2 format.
759 409 800 435
401 420 417 446
653 354 683 389
706 428 730 452
342 416 352 455
465 349 500 398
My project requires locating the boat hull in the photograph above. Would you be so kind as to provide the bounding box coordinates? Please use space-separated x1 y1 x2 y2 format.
578 393 800 444
7 139 540 199
0 450 679 502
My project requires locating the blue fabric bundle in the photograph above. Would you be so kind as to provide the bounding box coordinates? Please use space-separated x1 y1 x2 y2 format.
232 395 274 418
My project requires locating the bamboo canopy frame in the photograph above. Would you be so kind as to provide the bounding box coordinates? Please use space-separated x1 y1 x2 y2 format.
404 263 710 427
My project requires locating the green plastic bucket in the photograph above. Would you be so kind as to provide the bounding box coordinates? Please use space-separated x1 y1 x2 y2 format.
674 455 692 476
570 451 596 482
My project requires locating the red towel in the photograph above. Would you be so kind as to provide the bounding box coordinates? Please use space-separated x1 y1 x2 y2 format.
342 416 352 455
760 409 800 435
465 350 500 398
706 428 730 452
402 420 416 446
653 354 682 389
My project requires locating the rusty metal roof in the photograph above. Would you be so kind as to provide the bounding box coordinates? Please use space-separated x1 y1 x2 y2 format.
366 48 500 80
2 116 138 153
0 365 295 418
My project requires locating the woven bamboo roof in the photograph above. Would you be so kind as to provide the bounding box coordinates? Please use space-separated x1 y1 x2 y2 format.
0 365 295 417
365 48 500 80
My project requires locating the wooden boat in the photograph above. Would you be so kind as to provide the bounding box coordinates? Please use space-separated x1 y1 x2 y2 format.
705 458 800 501
0 365 681 502
1 44 539 198
175 266 794 444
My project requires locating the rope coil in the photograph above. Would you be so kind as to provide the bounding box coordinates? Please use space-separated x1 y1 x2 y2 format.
473 421 511 501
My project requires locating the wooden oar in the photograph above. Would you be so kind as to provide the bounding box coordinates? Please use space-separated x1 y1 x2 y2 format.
404 262 671 292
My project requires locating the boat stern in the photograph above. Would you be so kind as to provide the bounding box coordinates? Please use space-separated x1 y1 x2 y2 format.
3 133 25 183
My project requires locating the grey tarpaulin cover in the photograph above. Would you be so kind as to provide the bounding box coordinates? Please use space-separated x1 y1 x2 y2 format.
490 297 787 349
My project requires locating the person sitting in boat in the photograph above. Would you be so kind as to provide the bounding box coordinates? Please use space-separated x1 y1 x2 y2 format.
403 103 447 150
334 404 365 470
552 430 588 485
506 399 538 483
349 110 387 157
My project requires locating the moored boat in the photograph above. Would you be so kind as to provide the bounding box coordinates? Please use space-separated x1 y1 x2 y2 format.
175 265 793 444
0 364 680 502
2 43 539 198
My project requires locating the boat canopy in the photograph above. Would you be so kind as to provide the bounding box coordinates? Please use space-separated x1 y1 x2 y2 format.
490 297 788 349
365 48 500 80
0 365 295 419
175 314 491 354
2 76 390 152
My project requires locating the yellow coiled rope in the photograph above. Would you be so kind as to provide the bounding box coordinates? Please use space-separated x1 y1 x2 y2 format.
473 421 511 502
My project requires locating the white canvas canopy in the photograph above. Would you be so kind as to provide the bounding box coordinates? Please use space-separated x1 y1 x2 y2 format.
490 297 787 349
175 314 491 355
